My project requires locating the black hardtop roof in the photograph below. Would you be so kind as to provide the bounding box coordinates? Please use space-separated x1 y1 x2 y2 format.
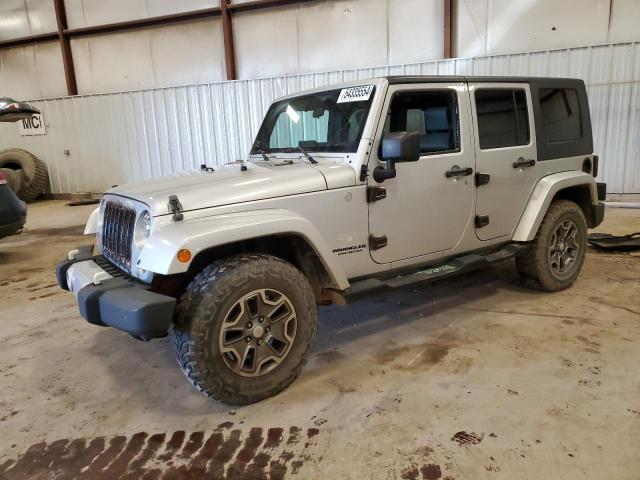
386 75 586 87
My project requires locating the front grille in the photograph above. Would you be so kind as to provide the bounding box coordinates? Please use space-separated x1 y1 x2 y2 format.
102 201 136 272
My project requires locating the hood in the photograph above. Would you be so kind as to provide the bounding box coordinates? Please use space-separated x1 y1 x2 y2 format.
108 161 351 216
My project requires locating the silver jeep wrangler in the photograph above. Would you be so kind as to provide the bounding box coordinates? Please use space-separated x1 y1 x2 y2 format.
57 76 606 404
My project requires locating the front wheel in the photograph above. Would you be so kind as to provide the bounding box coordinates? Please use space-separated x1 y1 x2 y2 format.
171 253 317 405
516 199 588 292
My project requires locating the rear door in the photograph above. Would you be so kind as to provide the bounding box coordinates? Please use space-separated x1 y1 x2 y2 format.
469 83 538 240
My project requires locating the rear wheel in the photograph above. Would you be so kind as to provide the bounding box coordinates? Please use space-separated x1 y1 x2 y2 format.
171 253 317 405
516 200 587 292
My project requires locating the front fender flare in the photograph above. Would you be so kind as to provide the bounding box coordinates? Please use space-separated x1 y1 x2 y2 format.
512 171 598 242
84 207 99 235
137 209 350 290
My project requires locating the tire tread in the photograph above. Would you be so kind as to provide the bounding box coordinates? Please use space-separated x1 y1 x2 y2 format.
515 199 587 292
170 253 317 405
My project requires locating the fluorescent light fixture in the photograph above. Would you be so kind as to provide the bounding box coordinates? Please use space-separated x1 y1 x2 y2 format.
286 105 300 124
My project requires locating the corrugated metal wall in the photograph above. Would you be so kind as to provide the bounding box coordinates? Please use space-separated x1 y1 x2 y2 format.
0 41 638 194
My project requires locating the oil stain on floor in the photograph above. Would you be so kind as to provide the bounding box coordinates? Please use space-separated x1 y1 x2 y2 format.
0 423 320 480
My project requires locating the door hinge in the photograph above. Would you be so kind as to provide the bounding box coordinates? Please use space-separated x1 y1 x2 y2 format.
366 186 387 203
475 215 490 228
359 165 368 182
369 234 388 250
475 172 490 186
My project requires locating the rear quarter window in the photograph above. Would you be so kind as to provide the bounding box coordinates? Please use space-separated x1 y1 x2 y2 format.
539 88 582 143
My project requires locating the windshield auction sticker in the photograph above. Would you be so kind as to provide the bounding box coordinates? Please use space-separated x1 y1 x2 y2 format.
337 85 375 103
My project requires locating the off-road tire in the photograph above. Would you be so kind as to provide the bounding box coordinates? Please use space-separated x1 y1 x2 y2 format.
18 156 48 202
516 199 587 292
171 253 317 405
0 148 48 202
0 167 22 193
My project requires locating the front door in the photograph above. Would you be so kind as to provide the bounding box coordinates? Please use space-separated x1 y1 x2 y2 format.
469 83 539 240
367 83 475 264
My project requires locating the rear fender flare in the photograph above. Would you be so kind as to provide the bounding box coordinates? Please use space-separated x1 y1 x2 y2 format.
513 171 598 242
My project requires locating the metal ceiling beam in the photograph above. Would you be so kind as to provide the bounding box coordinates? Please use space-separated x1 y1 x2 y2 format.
0 32 58 49
0 0 315 48
54 0 78 96
64 7 221 38
220 0 237 80
444 0 452 58
228 0 316 13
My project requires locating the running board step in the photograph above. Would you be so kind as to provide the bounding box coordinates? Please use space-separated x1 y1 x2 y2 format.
328 243 527 304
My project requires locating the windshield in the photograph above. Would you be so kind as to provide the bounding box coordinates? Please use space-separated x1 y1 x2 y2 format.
252 85 376 154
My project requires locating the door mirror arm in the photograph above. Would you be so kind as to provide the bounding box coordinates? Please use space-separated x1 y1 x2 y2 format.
374 131 421 183
373 160 397 182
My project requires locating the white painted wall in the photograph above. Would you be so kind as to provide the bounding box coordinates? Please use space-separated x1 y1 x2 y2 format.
69 19 226 94
457 0 640 58
63 0 220 28
0 0 445 98
0 0 58 40
2 1 640 100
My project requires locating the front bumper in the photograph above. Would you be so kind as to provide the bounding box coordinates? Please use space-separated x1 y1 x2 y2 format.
56 246 176 340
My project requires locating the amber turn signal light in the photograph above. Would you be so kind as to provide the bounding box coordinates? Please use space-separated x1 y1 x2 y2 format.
177 249 192 263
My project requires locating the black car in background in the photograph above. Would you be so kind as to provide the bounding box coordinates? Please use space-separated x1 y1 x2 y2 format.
0 98 39 240
0 171 26 239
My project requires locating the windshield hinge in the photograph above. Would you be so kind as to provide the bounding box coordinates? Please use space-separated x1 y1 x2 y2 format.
366 186 387 203
369 234 388 251
168 195 184 221
360 165 368 182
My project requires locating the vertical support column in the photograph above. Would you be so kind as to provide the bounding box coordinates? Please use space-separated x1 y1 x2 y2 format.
220 0 238 80
443 0 452 59
54 0 78 95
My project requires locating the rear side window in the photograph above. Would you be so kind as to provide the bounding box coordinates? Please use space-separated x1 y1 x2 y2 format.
475 89 529 149
539 88 582 142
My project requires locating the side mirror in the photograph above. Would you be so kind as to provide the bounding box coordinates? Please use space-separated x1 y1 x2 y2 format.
0 98 40 123
373 131 421 183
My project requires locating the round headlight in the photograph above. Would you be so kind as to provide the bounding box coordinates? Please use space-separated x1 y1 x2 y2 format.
135 210 152 248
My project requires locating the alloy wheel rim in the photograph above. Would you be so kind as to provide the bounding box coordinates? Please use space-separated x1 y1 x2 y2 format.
218 288 297 377
548 220 580 275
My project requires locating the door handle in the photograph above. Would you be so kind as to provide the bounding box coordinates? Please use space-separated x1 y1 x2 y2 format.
513 157 536 169
445 165 474 178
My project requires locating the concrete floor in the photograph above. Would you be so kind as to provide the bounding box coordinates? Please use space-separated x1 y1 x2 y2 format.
0 200 639 480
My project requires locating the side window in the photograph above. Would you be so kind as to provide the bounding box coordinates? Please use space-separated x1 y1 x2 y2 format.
385 90 460 155
475 89 530 149
539 88 582 142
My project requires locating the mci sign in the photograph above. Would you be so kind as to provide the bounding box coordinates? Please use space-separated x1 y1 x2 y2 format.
18 113 46 136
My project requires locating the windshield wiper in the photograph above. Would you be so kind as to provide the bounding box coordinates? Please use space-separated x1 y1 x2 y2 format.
253 148 270 162
296 145 318 164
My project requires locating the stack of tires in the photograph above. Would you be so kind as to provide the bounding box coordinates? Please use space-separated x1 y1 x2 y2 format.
0 148 48 202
